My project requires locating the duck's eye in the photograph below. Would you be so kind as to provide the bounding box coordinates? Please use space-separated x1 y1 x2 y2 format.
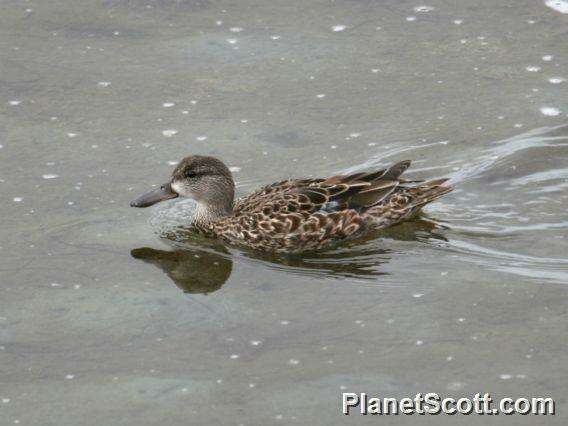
185 171 197 179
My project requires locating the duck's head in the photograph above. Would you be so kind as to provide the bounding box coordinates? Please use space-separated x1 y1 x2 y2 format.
130 155 235 217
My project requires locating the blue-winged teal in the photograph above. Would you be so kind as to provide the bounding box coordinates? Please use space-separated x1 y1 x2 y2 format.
131 155 452 253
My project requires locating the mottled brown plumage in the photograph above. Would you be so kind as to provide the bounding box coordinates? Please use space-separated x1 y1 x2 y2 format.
131 155 453 253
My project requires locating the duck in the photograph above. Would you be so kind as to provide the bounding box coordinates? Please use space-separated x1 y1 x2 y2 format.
130 155 453 253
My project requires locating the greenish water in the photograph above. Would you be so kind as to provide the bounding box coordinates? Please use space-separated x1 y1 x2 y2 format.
1 0 568 425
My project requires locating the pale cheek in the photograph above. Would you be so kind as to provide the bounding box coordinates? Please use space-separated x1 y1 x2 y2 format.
171 181 192 198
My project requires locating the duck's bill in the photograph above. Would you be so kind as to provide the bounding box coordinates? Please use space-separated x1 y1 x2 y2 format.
130 182 178 207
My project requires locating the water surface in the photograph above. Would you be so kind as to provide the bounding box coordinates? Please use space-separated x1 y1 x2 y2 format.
1 0 568 425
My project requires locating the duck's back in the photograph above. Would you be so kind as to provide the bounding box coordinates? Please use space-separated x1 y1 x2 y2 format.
210 161 452 253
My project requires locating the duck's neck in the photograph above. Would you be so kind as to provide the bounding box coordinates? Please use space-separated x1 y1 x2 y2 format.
194 202 232 228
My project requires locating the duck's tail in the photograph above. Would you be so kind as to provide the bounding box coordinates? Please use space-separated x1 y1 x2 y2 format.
364 175 453 226
407 178 453 209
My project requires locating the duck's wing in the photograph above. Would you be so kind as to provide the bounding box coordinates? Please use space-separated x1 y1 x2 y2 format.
233 160 413 217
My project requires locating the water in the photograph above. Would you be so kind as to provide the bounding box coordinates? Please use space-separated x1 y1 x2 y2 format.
1 0 568 424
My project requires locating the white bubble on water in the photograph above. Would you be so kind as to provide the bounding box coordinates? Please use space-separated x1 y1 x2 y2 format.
331 25 347 32
414 5 434 12
226 38 238 44
270 35 281 40
167 160 179 166
412 293 424 298
525 65 541 72
288 359 300 365
196 135 207 141
42 174 59 179
316 93 326 98
545 0 568 14
540 106 561 116
416 340 424 346
229 354 239 359
229 166 241 172
65 374 75 379
542 55 554 61
162 102 175 108
13 197 23 203
548 77 565 84
67 132 77 138
97 81 111 87
447 382 464 390
406 16 417 21
349 132 361 138
8 100 21 106
162 129 178 137
454 19 463 25
250 340 262 346
229 27 243 33
499 374 512 380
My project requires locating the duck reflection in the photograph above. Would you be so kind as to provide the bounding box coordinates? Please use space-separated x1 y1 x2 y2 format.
131 218 447 294
131 243 232 294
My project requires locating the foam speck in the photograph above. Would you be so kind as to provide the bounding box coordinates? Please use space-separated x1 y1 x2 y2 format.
162 129 178 137
316 93 326 98
13 197 23 203
42 174 59 180
226 38 238 44
542 55 554 61
414 5 434 12
545 0 568 14
332 25 347 32
196 135 207 141
548 77 565 84
270 35 281 40
8 100 21 106
97 81 111 87
525 66 541 72
162 102 175 108
229 27 243 33
540 106 561 116
406 16 417 21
